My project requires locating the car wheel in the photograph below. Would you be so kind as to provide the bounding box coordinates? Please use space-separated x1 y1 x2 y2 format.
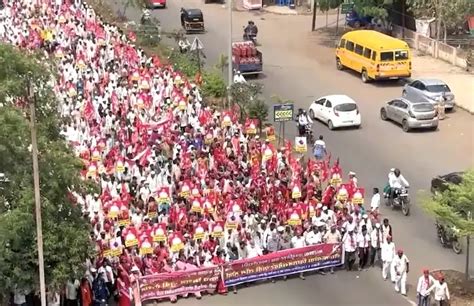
309 109 315 120
336 58 344 70
328 120 335 130
380 108 388 120
361 69 370 83
402 120 410 132
430 125 438 131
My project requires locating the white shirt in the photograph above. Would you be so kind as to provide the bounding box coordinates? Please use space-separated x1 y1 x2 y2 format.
381 241 396 262
305 231 322 245
13 291 26 305
428 281 450 301
246 244 263 258
370 229 382 248
393 254 409 274
66 279 80 300
370 193 380 210
342 233 357 252
291 236 306 248
356 232 370 248
389 174 409 189
417 275 435 297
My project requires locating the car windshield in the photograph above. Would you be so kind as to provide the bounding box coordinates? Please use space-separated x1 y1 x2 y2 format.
334 103 357 112
412 103 434 112
426 84 450 93
380 52 394 62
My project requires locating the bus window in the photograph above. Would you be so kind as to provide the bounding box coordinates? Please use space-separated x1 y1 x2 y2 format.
381 51 394 61
354 44 363 55
394 50 409 60
372 51 377 61
363 48 372 59
338 39 346 48
346 41 354 52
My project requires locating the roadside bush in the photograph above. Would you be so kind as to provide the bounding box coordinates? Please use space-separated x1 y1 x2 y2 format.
201 70 227 99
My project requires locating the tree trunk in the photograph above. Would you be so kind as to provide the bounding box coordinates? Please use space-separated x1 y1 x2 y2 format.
466 235 471 280
325 9 328 28
443 22 447 43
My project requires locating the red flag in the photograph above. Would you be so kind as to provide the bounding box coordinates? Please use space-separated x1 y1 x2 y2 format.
83 99 95 120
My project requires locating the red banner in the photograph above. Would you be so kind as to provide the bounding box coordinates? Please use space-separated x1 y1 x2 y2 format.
139 267 220 302
138 243 342 301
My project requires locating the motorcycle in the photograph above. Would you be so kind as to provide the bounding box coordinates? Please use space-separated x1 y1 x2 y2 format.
386 187 410 216
141 11 151 25
436 222 462 254
242 27 257 45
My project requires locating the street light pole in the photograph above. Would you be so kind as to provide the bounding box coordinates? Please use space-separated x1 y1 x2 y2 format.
28 82 46 306
227 0 233 106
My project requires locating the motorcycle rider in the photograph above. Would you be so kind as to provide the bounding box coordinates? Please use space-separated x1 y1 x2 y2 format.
296 108 312 137
388 168 409 202
244 20 258 41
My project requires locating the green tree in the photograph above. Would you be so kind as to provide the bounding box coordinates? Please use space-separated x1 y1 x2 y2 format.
408 0 474 41
0 44 95 298
319 0 344 27
353 0 390 19
201 70 227 100
229 82 264 121
247 99 269 132
422 170 474 279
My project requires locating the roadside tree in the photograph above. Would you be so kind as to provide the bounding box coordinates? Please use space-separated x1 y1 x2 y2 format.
0 44 95 299
423 170 474 279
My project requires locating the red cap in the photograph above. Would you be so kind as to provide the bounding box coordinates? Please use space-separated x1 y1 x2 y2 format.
397 249 403 254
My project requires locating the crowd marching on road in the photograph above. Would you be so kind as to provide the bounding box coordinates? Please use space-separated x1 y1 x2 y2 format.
0 0 453 306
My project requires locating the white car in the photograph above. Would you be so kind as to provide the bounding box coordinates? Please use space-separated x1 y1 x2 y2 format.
308 95 361 130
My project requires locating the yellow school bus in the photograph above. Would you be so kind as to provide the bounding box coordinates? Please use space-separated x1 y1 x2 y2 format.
335 30 411 83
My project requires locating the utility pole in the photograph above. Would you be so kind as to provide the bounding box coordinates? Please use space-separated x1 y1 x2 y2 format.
28 81 46 306
227 0 233 106
311 0 317 31
466 211 472 281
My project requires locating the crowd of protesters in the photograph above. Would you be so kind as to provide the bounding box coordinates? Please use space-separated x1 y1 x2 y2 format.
1 0 452 306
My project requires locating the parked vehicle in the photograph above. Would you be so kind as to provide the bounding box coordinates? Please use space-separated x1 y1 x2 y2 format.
380 98 438 132
145 0 166 8
436 222 462 254
345 9 372 28
308 95 361 130
402 79 455 110
204 0 224 3
431 172 464 195
180 8 205 33
385 186 411 216
336 30 411 83
232 41 263 76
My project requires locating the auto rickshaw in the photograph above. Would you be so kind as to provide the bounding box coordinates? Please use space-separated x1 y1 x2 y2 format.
180 8 205 33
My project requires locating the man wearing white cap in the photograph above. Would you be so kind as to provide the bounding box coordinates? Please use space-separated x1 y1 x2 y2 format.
348 171 358 188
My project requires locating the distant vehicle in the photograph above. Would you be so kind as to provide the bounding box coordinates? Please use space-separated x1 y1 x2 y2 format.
204 0 224 3
430 172 464 195
336 30 411 83
146 0 166 8
402 79 455 110
232 41 263 76
180 8 205 33
308 95 361 130
380 98 438 132
345 10 372 28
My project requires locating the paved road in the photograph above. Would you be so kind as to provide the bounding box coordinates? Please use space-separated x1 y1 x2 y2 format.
106 0 474 303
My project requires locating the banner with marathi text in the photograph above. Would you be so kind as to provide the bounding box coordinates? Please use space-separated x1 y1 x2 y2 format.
223 243 343 286
138 243 342 301
139 267 220 302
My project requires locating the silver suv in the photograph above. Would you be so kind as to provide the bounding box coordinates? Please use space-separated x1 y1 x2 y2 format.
402 79 455 110
380 98 438 132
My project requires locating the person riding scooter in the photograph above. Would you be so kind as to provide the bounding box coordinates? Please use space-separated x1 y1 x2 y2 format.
296 108 312 137
388 168 409 201
141 9 151 25
243 20 258 43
